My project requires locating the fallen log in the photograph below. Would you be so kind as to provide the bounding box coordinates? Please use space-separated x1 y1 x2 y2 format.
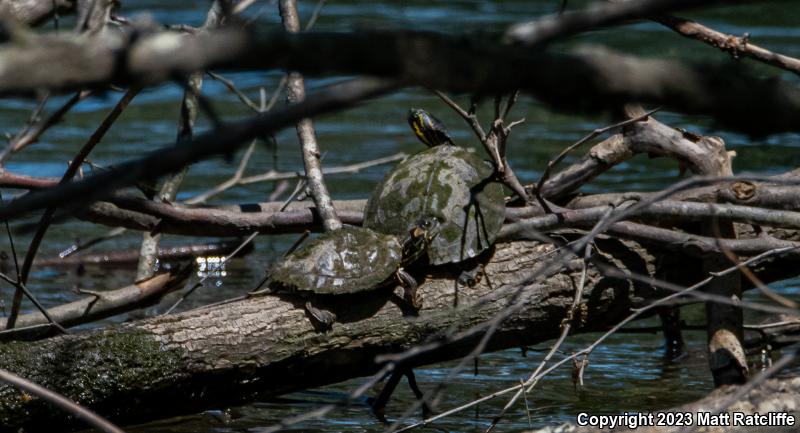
0 236 798 431
0 239 645 431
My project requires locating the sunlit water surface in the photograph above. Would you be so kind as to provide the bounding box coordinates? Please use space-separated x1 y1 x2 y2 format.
1 1 799 432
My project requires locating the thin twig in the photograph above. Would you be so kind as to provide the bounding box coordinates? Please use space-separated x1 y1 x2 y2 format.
435 90 528 201
207 71 261 112
5 86 141 329
488 243 592 431
395 246 796 432
240 153 406 185
162 231 259 315
0 368 125 433
1 90 90 164
281 0 341 232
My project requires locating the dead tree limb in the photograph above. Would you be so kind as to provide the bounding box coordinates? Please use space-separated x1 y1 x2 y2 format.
280 0 341 232
0 27 798 135
655 14 800 76
0 239 674 430
0 0 76 26
501 201 800 236
504 0 757 47
0 269 190 341
541 111 733 200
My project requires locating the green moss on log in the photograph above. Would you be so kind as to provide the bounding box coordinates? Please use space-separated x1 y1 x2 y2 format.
0 327 181 429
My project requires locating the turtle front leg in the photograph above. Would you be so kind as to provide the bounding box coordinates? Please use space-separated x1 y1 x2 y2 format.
396 268 421 309
457 263 485 288
304 300 336 328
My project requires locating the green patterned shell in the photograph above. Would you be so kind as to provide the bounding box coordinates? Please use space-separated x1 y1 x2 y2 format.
364 145 505 265
269 227 402 294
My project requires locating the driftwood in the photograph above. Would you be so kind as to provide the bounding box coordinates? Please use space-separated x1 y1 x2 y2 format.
0 269 190 341
2 169 798 238
0 235 798 431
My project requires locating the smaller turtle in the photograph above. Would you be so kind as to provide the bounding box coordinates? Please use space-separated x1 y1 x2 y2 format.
266 223 435 327
408 108 455 147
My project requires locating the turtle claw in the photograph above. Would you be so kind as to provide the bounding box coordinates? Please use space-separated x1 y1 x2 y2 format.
457 264 484 287
396 268 421 309
305 301 336 327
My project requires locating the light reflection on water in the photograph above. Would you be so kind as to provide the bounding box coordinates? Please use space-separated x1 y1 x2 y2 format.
195 256 229 279
1 1 800 432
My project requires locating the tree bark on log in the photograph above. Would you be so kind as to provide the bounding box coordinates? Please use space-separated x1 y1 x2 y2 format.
0 239 647 431
0 236 798 431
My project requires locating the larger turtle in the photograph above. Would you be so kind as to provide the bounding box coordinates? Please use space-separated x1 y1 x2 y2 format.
266 224 434 326
364 109 505 266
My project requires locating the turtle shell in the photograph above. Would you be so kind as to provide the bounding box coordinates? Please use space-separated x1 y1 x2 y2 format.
269 226 402 295
364 145 505 265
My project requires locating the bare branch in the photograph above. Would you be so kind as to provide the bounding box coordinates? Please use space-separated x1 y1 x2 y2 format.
0 269 190 341
0 0 77 26
535 107 659 212
0 28 798 135
6 86 140 329
280 0 341 232
505 0 758 46
0 77 398 221
0 368 124 433
656 14 800 76
0 90 91 164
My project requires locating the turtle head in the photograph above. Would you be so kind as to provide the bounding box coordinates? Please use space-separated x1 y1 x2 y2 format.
407 108 455 147
413 217 439 241
402 218 439 262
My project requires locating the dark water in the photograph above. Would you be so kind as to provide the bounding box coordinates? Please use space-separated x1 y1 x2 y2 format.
1 1 799 432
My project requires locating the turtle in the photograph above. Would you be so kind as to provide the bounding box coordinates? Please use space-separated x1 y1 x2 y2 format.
408 107 455 147
266 224 435 327
364 109 506 267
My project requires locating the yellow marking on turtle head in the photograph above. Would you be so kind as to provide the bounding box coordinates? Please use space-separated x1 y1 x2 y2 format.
411 117 431 146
